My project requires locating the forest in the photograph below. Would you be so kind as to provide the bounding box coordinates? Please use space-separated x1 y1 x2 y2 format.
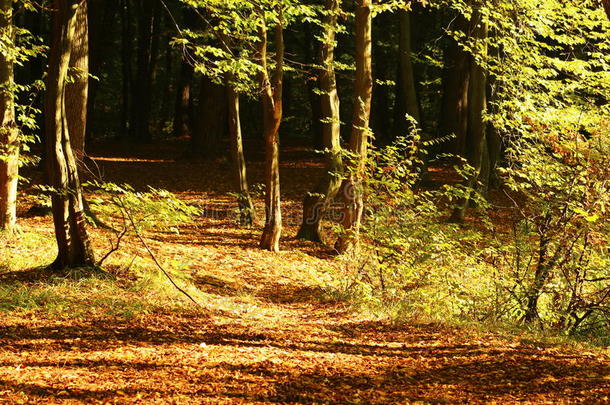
0 0 610 403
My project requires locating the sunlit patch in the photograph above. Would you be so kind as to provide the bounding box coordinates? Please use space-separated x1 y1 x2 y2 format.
90 157 175 163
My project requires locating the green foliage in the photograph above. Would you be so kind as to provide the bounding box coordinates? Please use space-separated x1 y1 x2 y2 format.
497 120 610 335
85 181 201 235
329 128 495 321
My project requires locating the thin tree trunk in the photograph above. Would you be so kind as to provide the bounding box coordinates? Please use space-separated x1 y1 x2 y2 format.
86 0 116 142
173 57 193 138
65 0 88 159
524 235 551 323
45 0 95 269
603 0 610 20
120 0 132 137
259 11 284 252
297 0 343 242
335 0 372 253
303 22 323 149
131 0 161 142
226 79 255 226
0 0 18 233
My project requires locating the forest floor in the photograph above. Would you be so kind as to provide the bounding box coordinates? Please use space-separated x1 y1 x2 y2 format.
1 138 609 404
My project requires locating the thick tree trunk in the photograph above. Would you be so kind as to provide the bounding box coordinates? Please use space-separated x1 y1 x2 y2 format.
258 14 284 252
371 12 391 144
191 76 227 158
0 0 18 233
335 0 372 253
450 7 488 223
65 0 88 159
439 13 471 156
297 0 343 243
45 0 95 269
226 80 255 226
393 9 420 137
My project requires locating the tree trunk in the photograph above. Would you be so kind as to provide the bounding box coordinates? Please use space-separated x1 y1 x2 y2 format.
450 6 488 223
173 57 194 138
226 79 255 226
371 12 391 144
45 0 95 269
523 235 552 323
120 0 132 137
131 0 161 142
258 12 284 252
393 9 420 137
439 13 471 156
86 0 116 142
0 0 18 233
603 0 610 20
303 21 323 149
335 0 372 253
191 76 227 158
65 0 88 159
297 0 343 243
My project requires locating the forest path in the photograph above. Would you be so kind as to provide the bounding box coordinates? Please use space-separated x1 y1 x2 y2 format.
1 139 609 404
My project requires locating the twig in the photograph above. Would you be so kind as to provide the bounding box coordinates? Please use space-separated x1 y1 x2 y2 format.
120 200 203 309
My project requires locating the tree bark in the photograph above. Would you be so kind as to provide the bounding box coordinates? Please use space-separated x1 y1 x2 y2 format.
131 0 161 142
439 13 471 156
0 0 18 233
173 57 194 138
191 76 227 158
226 79 255 226
258 11 284 252
45 0 95 269
335 0 372 253
393 9 420 136
450 6 488 223
371 12 391 143
86 0 116 142
65 0 88 159
303 21 323 149
120 0 132 137
297 0 343 243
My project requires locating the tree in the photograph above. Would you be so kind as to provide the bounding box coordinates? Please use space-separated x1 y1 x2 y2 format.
172 8 196 139
450 4 488 223
44 0 95 269
335 0 373 253
65 0 88 157
131 0 161 142
297 0 343 242
191 76 227 158
395 8 420 128
258 8 284 252
119 0 132 136
438 11 471 156
226 76 255 226
0 0 17 233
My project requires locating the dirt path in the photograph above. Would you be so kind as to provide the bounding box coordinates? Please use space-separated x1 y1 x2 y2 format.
1 140 609 404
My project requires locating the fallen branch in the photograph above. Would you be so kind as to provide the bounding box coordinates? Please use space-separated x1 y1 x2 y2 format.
119 199 203 309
